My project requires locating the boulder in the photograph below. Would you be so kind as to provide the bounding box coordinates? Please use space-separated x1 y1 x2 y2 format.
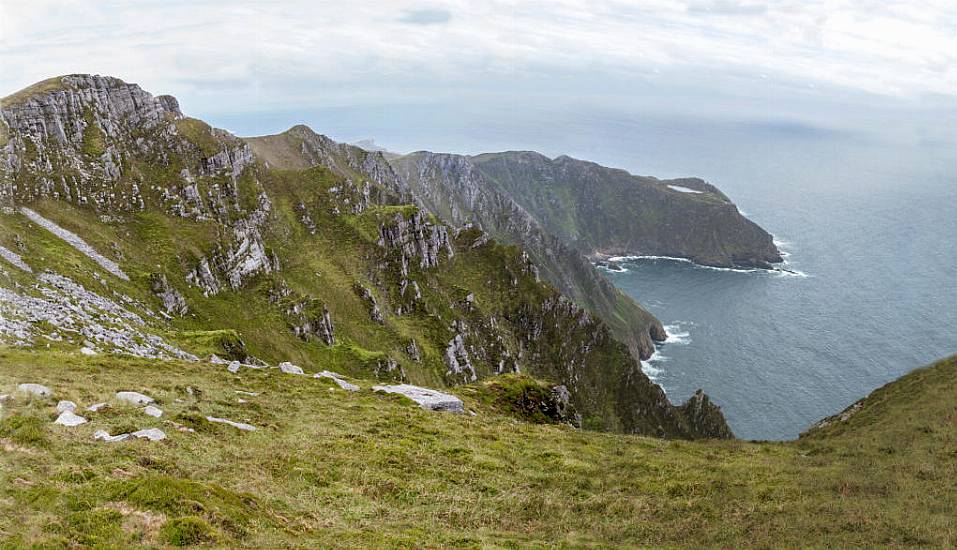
94 430 130 442
372 384 465 413
56 400 78 413
17 383 52 397
116 391 154 406
278 362 304 375
54 410 88 426
314 371 359 392
227 361 241 373
131 428 166 441
142 405 163 418
86 402 109 412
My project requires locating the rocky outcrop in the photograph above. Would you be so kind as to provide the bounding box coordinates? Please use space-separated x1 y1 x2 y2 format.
390 152 664 360
377 211 453 273
149 273 188 316
677 390 734 439
373 384 465 413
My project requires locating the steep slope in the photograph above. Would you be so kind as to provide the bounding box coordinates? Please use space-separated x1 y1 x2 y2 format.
0 74 725 438
470 151 783 268
252 133 666 361
1 350 954 547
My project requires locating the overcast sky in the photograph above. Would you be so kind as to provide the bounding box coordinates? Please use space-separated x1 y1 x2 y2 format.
1 1 955 152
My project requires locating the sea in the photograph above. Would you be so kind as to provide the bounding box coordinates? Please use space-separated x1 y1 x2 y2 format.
218 98 957 440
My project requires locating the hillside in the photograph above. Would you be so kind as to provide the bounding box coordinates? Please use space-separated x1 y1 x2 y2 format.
249 130 665 361
470 151 783 268
0 74 725 438
1 350 955 547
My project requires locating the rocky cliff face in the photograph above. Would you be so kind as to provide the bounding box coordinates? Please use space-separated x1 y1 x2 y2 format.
389 151 665 360
0 74 732 439
469 152 782 269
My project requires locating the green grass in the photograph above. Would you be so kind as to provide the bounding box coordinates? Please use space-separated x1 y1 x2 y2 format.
1 349 955 548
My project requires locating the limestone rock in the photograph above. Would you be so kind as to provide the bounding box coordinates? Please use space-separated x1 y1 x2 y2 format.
56 400 77 413
17 383 52 397
86 402 109 412
54 410 88 426
116 391 154 406
93 430 131 442
314 371 359 392
131 428 166 441
149 273 188 316
278 362 304 375
227 361 241 373
142 405 163 418
373 384 465 413
205 416 256 431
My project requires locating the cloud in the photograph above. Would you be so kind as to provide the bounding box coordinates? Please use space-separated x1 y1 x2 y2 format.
397 7 452 25
686 1 767 16
1 0 955 120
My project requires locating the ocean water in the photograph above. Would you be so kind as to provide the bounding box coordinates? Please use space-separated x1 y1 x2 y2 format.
218 99 957 440
593 124 957 440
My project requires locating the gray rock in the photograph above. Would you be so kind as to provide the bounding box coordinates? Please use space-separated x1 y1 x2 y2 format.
20 207 129 280
149 273 188 316
142 405 163 418
56 400 77 413
17 383 52 397
86 402 109 412
314 371 359 392
205 416 256 431
278 362 304 375
93 429 131 442
372 384 465 413
116 391 154 406
80 346 97 356
54 410 88 426
131 428 166 441
227 361 241 373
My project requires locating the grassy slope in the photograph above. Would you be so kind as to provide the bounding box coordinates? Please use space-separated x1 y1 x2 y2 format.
0 351 955 548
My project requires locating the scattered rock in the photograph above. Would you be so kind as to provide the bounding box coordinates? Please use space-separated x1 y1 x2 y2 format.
131 428 166 441
205 416 256 431
372 384 465 413
80 346 97 356
54 410 88 427
17 383 52 397
278 362 305 375
116 391 154 406
56 400 78 413
314 371 359 392
142 405 163 418
235 390 258 397
94 430 130 442
86 402 109 412
227 361 241 373
149 273 188 316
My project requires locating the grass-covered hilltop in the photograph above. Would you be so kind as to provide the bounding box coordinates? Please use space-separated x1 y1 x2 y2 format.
1 75 954 547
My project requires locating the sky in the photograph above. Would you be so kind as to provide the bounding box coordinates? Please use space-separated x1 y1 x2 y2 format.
1 1 956 155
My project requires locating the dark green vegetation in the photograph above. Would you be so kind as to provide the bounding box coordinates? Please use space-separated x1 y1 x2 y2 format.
1 350 955 547
469 151 783 268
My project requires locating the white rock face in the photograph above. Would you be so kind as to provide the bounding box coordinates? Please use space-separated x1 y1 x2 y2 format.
314 371 359 392
20 207 130 281
116 391 154 406
132 428 166 441
56 400 78 413
54 410 88 426
94 430 131 442
0 244 31 272
142 405 163 417
278 362 304 375
205 416 256 431
17 383 52 397
0 273 196 360
372 384 465 413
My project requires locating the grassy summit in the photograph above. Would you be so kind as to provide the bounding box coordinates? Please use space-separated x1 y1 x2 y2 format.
1 351 955 547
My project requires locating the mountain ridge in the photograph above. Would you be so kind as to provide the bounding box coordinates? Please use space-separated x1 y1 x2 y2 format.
0 73 728 439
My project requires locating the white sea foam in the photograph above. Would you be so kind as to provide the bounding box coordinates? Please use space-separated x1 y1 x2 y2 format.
661 323 692 345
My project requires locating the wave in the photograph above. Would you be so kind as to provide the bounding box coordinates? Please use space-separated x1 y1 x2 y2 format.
661 323 692 345
601 252 809 278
